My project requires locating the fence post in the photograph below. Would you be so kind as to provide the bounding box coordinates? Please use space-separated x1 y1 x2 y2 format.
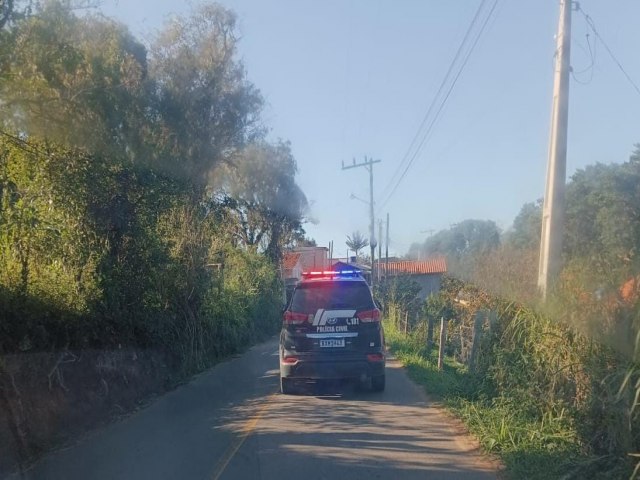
426 315 434 349
468 310 485 374
488 310 498 336
437 317 447 370
404 311 409 335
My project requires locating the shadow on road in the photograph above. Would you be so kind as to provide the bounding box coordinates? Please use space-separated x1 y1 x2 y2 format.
216 360 496 480
4 341 496 480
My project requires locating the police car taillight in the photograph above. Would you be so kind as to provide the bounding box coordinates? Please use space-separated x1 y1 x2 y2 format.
358 309 381 323
283 311 308 324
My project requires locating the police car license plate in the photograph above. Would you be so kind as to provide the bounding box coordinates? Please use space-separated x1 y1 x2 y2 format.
319 338 345 348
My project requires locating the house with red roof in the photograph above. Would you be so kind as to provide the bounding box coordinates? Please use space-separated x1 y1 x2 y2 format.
282 247 329 302
379 258 447 300
282 247 329 281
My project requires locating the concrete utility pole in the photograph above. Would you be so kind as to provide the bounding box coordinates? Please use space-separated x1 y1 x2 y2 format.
342 156 381 287
385 213 389 280
538 0 573 299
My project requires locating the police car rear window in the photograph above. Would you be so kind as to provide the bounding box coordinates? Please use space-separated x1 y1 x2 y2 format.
290 281 375 313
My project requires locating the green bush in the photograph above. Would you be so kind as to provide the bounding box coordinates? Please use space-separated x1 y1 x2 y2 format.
0 137 283 367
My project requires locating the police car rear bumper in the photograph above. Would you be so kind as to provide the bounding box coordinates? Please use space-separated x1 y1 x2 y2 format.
280 353 385 380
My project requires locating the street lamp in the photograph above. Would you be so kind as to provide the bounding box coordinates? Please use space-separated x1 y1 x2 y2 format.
349 193 368 205
349 194 378 288
349 194 377 247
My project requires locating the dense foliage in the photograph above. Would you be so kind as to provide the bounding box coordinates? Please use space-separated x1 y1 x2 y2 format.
0 3 307 470
391 146 640 477
0 1 307 358
408 219 501 261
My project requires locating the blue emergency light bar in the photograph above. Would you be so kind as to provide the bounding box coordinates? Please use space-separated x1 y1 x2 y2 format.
301 270 361 279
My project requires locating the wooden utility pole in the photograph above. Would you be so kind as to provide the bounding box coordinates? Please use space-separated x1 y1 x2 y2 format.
538 0 573 299
342 156 381 287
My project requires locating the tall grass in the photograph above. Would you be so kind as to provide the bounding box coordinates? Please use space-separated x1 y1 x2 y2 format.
383 280 637 479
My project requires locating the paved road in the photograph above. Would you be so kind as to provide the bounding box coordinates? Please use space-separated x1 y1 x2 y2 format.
7 338 497 480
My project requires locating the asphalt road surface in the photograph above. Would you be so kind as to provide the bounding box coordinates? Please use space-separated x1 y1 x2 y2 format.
7 338 498 480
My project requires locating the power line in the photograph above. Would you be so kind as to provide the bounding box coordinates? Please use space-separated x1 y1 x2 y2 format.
376 0 490 203
577 5 640 98
378 0 499 208
379 0 500 209
571 30 595 85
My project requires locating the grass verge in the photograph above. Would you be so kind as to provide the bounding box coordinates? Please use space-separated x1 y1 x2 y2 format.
384 320 629 479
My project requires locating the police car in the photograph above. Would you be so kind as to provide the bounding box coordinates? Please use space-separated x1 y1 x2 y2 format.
279 269 385 394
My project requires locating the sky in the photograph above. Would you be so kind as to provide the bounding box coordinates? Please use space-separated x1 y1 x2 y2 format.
100 0 640 259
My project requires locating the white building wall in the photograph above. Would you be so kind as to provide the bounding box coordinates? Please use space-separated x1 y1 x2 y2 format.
294 247 328 271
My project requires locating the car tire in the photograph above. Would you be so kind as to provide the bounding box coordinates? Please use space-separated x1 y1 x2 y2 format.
371 374 385 392
280 376 294 395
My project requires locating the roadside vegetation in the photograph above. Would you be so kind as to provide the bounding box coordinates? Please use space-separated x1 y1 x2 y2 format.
386 146 640 479
384 287 633 479
0 1 307 474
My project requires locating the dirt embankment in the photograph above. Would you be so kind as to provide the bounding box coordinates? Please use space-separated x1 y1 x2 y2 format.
0 348 177 477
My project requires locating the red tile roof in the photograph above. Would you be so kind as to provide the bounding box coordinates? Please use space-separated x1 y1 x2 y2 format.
380 259 447 275
620 276 639 303
282 252 302 270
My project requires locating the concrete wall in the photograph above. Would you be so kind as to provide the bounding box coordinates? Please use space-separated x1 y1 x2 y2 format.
389 273 442 301
295 247 328 271
413 274 442 300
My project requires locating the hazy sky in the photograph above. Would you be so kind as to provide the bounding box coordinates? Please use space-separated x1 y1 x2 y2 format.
100 1 640 258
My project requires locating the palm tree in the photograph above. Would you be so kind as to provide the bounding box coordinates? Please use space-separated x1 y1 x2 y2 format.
346 231 369 259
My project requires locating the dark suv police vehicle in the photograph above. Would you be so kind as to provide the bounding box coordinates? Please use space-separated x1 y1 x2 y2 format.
279 270 385 394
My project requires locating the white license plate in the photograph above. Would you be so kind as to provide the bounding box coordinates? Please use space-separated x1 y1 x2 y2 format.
319 338 345 348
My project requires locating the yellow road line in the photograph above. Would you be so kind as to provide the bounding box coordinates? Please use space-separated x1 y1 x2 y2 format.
210 393 276 480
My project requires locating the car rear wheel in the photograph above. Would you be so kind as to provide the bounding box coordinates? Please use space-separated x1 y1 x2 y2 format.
371 374 385 392
280 376 294 395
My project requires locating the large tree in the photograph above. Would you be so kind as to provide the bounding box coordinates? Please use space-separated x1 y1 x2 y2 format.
148 3 264 187
410 219 501 260
0 2 149 158
563 146 640 277
504 200 542 250
213 140 308 261
0 2 264 188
